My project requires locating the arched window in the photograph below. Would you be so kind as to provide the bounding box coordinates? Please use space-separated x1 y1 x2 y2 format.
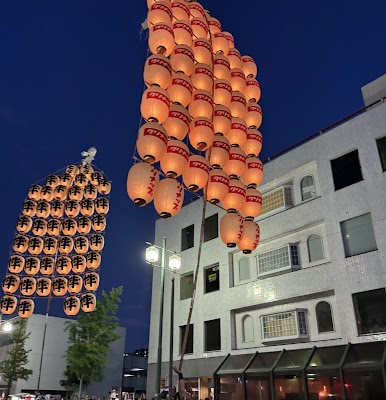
307 234 324 262
242 315 254 343
316 301 334 333
301 175 316 201
239 257 250 281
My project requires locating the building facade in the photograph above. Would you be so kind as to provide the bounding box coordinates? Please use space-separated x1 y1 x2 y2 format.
147 75 386 400
122 353 148 399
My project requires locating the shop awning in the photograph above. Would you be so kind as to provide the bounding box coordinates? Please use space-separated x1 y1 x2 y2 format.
306 345 348 373
216 353 255 375
343 341 386 371
245 351 281 375
273 348 314 374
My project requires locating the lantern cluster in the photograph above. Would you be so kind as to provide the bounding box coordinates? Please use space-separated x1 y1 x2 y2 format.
1 163 110 318
127 0 264 253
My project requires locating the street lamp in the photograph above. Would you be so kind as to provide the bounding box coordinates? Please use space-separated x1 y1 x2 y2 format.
2 322 12 333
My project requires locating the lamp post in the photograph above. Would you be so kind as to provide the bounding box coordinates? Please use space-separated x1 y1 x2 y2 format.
145 239 181 398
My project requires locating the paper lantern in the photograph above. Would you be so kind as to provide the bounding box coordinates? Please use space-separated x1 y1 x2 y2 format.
213 105 232 136
206 168 230 204
66 164 79 177
191 17 209 39
36 200 51 219
77 216 92 234
245 103 262 129
245 78 261 103
241 55 258 78
230 69 247 93
192 38 212 65
72 255 87 274
160 140 189 178
241 157 264 188
171 0 190 21
90 171 103 186
163 104 190 140
242 129 263 157
40 185 54 201
144 54 172 89
43 237 58 255
57 256 73 275
64 296 81 316
228 48 242 69
214 79 232 107
18 298 35 318
81 292 97 313
99 179 111 195
52 277 68 297
62 218 77 236
188 1 205 18
65 200 80 218
22 200 36 217
147 0 171 8
75 173 89 188
8 255 25 274
80 165 94 180
1 295 17 315
74 236 89 254
167 72 193 107
149 22 175 56
31 219 47 236
154 178 184 218
223 31 235 48
17 216 32 234
24 257 40 275
59 173 73 188
189 117 214 150
50 200 65 218
36 277 52 297
83 184 97 200
170 45 194 76
222 178 246 211
69 185 84 201
58 236 74 254
13 235 29 254
212 32 230 56
183 155 209 192
28 184 41 200
226 117 247 147
95 197 109 214
220 212 243 247
137 122 168 164
84 272 100 292
28 237 44 255
229 93 247 119
86 251 101 270
214 54 231 80
92 214 106 233
223 146 247 178
240 188 263 220
208 17 221 34
20 277 36 296
172 20 192 47
141 86 170 124
90 234 105 251
46 175 60 188
45 219 60 236
127 162 160 205
53 185 68 201
189 90 213 119
40 257 55 275
209 134 230 168
238 220 260 254
191 63 213 92
2 274 20 294
148 1 172 27
80 199 95 217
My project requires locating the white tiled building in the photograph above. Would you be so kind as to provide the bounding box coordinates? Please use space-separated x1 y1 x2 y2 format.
147 74 386 400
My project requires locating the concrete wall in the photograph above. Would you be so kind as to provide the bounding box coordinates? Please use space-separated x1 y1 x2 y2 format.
361 73 386 106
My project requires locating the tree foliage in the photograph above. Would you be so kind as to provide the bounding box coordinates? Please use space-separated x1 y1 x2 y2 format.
0 319 33 398
61 287 123 396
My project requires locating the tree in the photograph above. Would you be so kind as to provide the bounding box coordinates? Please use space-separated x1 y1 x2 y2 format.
61 287 123 398
0 319 33 398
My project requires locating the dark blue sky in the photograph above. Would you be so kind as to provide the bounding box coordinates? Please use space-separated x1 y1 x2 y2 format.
1 0 385 351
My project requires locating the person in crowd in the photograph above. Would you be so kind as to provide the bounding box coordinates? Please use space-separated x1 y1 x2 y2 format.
172 366 192 400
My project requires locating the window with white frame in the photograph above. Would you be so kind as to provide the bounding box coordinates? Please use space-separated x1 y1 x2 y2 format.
260 186 293 215
239 257 250 281
242 315 255 343
307 234 324 262
301 175 316 201
257 245 299 276
261 310 308 341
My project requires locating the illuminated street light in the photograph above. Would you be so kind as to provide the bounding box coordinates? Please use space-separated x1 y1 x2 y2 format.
168 254 182 271
2 321 12 333
146 245 159 264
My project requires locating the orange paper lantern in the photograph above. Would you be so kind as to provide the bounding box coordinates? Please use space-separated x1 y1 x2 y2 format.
84 184 98 200
191 63 213 92
209 134 230 169
72 255 87 274
46 175 60 188
189 90 213 119
56 256 72 275
95 197 109 214
32 218 47 236
80 165 94 179
240 188 263 220
58 236 74 254
225 117 247 147
238 220 260 254
223 31 235 48
160 140 189 178
75 173 89 188
172 20 192 47
188 1 205 18
69 185 84 201
59 173 73 187
2 274 20 294
149 22 175 56
50 200 65 218
163 104 190 140
74 236 89 254
13 235 29 254
8 255 25 274
65 200 80 218
182 155 209 192
98 179 111 195
167 72 193 107
22 200 37 217
24 257 40 275
80 199 95 217
213 105 232 136
68 275 83 294
213 54 231 80
17 216 32 234
47 219 61 236
141 86 170 124
77 216 92 234
189 117 214 150
66 164 79 177
64 296 80 316
40 185 54 201
242 129 263 157
245 102 262 129
220 212 243 247
228 48 242 69
90 171 103 186
52 277 68 297
53 185 68 201
245 78 261 103
171 0 190 21
147 1 172 27
36 277 52 297
1 295 17 315
154 178 184 218
229 92 247 118
86 251 101 270
241 157 264 188
43 237 58 255
208 17 221 34
230 69 247 93
81 292 97 313
223 146 247 178
20 277 36 296
28 184 41 200
36 200 51 219
28 237 44 255
192 38 212 65
147 0 171 8
90 234 105 252
18 298 34 318
92 214 106 233
222 178 246 211
137 122 168 163
40 257 55 275
84 272 100 292
241 55 258 78
170 45 194 76
206 168 230 204
191 17 209 39
127 162 160 205
213 79 232 107
212 32 230 56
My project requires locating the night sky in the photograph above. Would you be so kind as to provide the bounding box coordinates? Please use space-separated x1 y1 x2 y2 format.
1 0 385 351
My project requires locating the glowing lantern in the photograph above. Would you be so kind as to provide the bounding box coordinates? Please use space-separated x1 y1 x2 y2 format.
77 216 92 234
36 200 51 219
223 31 235 48
74 236 89 254
81 292 97 313
81 199 95 216
40 257 55 275
69 185 84 201
192 38 212 65
54 185 68 201
223 146 247 178
137 122 168 164
188 1 205 18
141 86 170 124
238 220 260 254
86 251 101 270
230 69 247 93
80 164 94 179
18 299 35 318
8 255 25 274
72 255 87 274
58 236 74 254
2 274 20 294
59 173 73 187
206 169 230 204
43 237 58 256
127 162 160 205
32 218 48 236
64 296 80 316
245 78 261 103
167 72 193 107
20 277 36 296
95 197 109 214
40 186 54 201
46 175 60 188
36 278 52 297
90 234 105 252
56 256 72 275
189 90 213 119
84 272 100 291
172 20 192 47
98 179 111 195
84 184 97 200
213 105 232 136
90 171 102 186
17 216 32 234
52 277 68 297
183 155 209 192
1 296 17 315
226 117 247 147
222 179 246 211
228 48 242 69
65 200 80 218
147 0 171 8
209 134 230 169
241 55 258 78
208 17 221 34
170 45 194 76
149 22 175 56
154 178 184 218
163 104 190 140
46 219 61 236
75 173 89 188
24 257 40 275
191 63 213 92
171 0 190 21
240 188 263 220
241 157 264 188
28 237 44 255
160 140 189 178
22 200 36 217
28 184 41 200
144 54 172 89
229 93 247 118
242 129 263 157
189 117 214 150
214 80 232 107
66 165 79 177
212 33 230 56
92 214 106 233
214 55 231 80
245 103 262 129
13 235 29 254
148 1 172 27
220 212 243 247
191 17 209 39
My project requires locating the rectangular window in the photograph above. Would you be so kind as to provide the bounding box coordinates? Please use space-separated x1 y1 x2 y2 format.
205 319 221 351
180 273 194 300
257 245 299 276
181 225 194 251
261 310 308 341
205 264 220 293
260 186 293 215
180 324 194 354
352 289 386 335
376 136 386 172
331 150 363 190
340 213 377 257
204 214 218 242
239 258 250 281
